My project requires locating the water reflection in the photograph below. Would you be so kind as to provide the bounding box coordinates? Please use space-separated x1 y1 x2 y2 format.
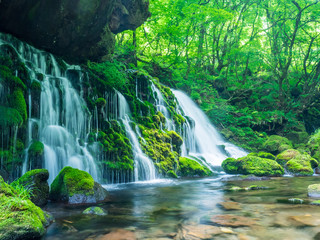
44 176 320 240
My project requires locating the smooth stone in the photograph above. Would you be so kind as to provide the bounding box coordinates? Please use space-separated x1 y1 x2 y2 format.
288 215 320 227
308 184 320 198
97 229 136 240
209 215 256 227
174 224 223 240
218 202 242 210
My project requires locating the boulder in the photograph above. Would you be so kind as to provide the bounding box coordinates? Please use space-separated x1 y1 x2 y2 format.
0 0 150 63
222 155 284 177
263 135 293 155
0 176 48 239
276 149 300 166
11 169 49 207
83 207 107 216
286 153 317 176
177 157 212 177
49 167 108 205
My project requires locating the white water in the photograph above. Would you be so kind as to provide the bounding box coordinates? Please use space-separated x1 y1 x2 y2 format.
151 83 175 131
117 92 157 181
172 90 247 167
0 33 99 184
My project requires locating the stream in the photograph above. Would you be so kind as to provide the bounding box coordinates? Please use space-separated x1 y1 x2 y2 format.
44 175 320 240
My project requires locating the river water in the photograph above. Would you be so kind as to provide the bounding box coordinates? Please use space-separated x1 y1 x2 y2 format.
44 176 320 240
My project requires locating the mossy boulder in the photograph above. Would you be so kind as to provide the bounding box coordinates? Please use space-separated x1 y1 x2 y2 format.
11 169 49 207
49 167 108 205
276 149 300 166
0 176 48 240
286 131 309 145
177 157 212 177
286 153 317 176
263 135 293 155
168 131 183 152
248 152 275 160
83 207 107 216
222 155 284 177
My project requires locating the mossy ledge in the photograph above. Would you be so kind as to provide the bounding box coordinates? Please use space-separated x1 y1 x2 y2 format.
0 176 48 240
49 167 108 205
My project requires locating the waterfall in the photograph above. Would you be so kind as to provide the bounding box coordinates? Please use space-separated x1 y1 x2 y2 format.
151 83 175 131
172 90 247 167
0 33 99 184
116 91 156 181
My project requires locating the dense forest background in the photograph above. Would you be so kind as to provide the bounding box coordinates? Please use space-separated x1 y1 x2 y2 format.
101 0 320 151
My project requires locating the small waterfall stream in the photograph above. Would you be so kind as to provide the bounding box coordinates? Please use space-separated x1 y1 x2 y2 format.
172 90 247 167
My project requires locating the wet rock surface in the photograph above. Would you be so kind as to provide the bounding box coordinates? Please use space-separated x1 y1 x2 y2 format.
0 0 150 63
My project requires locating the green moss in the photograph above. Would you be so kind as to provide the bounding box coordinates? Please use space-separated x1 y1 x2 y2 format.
9 88 27 121
222 155 284 177
0 176 47 239
50 167 95 201
83 206 107 216
276 149 300 166
95 98 106 108
0 65 26 90
177 157 212 177
28 141 44 157
30 80 41 93
263 135 293 154
0 106 23 127
257 152 275 160
140 128 178 175
286 153 316 176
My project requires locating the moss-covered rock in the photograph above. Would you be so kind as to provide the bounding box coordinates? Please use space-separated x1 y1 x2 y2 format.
11 169 49 206
248 152 275 160
222 155 284 177
49 167 108 205
276 149 300 166
0 176 48 240
83 206 107 216
9 88 27 122
0 106 23 127
177 157 212 177
286 153 317 176
263 135 293 155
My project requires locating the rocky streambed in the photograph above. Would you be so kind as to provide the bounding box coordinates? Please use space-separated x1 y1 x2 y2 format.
43 175 320 240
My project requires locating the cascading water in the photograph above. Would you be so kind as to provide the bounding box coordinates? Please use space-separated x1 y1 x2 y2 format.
106 91 157 182
0 34 99 184
151 83 175 131
172 90 247 167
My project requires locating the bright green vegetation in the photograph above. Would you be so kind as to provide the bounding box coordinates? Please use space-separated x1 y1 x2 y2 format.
286 153 317 176
263 135 293 155
140 128 180 175
11 169 49 206
0 176 47 239
177 157 212 177
0 54 29 179
50 167 95 201
88 121 134 173
276 149 301 166
222 155 284 177
114 0 320 152
28 141 44 157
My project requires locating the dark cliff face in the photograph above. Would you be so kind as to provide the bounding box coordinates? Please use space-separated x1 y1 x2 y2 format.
0 0 150 63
